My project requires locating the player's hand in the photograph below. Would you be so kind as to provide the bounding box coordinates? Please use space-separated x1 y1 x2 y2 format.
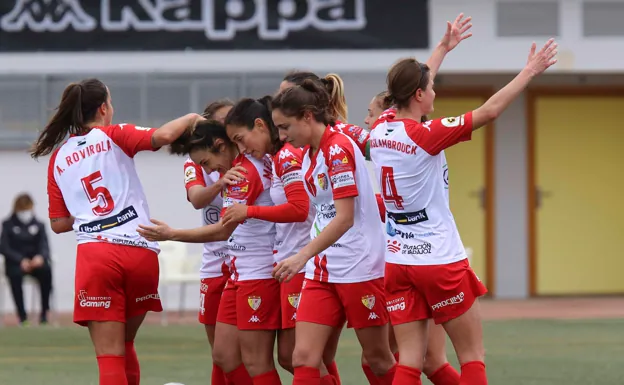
524 39 558 77
439 13 472 52
222 165 247 185
20 258 32 273
30 255 45 268
222 203 249 226
272 254 307 283
137 219 175 242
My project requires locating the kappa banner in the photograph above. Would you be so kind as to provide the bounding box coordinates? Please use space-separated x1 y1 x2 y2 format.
0 0 429 51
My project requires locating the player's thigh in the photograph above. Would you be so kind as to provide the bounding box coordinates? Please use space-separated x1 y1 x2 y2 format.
123 246 162 319
239 329 278 376
213 281 242 372
294 280 345 368
322 324 344 367
213 321 243 372
442 299 485 365
277 328 296 373
423 320 449 375
74 243 125 326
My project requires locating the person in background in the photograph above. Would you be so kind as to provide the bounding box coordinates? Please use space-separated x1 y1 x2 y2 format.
0 193 53 326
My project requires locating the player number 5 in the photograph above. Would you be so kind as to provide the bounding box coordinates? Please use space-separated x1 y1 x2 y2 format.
81 171 115 216
381 166 404 210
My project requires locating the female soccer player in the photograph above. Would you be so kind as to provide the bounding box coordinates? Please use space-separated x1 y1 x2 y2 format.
218 96 341 384
369 39 557 385
138 120 282 385
270 80 396 385
182 99 239 385
278 14 473 385
31 78 203 385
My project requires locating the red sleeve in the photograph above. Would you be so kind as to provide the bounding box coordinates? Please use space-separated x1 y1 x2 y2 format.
220 156 264 216
47 149 70 219
102 123 157 158
333 122 369 156
406 112 473 155
375 193 386 223
184 159 206 191
247 147 309 222
325 135 359 200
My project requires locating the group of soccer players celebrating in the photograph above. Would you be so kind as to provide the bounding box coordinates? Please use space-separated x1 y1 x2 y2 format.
31 12 557 385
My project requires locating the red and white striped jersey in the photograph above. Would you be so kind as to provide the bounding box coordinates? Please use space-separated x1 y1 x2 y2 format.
270 143 314 264
183 159 230 279
370 110 473 265
221 154 276 281
47 124 159 252
302 127 385 283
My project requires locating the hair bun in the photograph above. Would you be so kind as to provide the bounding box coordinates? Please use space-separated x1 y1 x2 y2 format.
257 95 273 110
382 93 395 108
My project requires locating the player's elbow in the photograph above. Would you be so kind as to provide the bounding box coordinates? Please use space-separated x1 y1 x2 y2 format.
50 220 71 234
190 199 204 210
335 212 354 230
292 202 310 222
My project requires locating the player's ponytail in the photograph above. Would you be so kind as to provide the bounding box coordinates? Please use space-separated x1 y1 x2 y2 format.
282 70 345 123
31 78 108 158
170 120 232 156
224 96 282 155
272 79 333 126
322 73 348 122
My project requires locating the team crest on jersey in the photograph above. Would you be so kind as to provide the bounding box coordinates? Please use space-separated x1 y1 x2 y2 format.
317 173 328 190
288 294 300 308
248 296 262 311
361 295 376 310
184 166 197 183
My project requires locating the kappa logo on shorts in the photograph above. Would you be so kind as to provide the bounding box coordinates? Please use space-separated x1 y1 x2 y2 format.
78 290 111 309
361 295 376 310
249 315 260 323
368 312 379 320
288 294 300 309
248 296 262 311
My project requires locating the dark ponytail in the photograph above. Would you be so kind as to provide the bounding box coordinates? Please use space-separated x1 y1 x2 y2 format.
283 70 347 122
272 79 333 126
31 78 108 158
375 90 427 122
224 96 282 154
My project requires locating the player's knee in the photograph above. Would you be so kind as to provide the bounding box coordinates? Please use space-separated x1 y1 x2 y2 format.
212 344 237 372
277 350 294 373
422 351 448 377
292 346 322 369
361 344 394 375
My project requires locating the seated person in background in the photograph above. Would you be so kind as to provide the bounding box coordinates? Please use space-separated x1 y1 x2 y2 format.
0 193 53 326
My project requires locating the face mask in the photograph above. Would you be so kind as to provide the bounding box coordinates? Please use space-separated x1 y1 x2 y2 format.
16 210 34 224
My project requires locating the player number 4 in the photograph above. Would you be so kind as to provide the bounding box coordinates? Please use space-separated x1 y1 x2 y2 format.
81 171 115 216
381 166 404 210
